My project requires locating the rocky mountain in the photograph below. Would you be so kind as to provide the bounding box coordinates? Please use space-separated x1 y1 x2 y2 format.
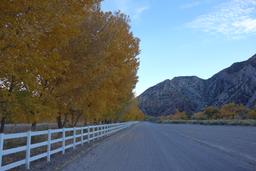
138 54 256 116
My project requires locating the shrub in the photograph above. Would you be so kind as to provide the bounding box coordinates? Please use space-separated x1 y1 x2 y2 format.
170 110 189 120
248 109 256 119
192 112 207 120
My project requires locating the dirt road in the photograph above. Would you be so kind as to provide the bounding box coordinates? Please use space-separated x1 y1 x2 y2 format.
62 122 256 171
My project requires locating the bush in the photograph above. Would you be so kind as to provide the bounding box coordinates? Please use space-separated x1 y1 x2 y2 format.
192 112 207 120
170 110 189 120
248 109 256 119
204 107 220 119
219 103 248 119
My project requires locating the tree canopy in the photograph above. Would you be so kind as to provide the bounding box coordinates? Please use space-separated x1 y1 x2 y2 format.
0 0 143 132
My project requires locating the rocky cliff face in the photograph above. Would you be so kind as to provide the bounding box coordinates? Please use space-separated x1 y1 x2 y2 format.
138 54 256 116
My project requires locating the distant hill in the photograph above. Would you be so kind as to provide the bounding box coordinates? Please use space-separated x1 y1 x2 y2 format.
138 54 256 116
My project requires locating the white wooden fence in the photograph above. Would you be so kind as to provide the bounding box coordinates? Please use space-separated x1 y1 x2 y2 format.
0 122 136 170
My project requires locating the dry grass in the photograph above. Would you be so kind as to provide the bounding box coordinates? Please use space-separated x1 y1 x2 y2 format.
1 124 91 170
159 119 256 126
4 123 58 133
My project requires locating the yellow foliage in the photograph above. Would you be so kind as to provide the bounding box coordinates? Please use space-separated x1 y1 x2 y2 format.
0 1 140 131
170 110 189 120
219 103 247 119
120 100 144 121
248 109 256 119
192 112 207 120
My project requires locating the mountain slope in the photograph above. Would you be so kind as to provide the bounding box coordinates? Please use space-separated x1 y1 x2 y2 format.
138 54 256 116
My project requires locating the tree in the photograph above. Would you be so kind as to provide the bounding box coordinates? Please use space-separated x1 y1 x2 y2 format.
0 0 96 132
55 10 140 127
120 99 144 121
219 103 248 120
192 112 207 120
203 106 220 119
170 110 189 120
248 109 256 119
0 1 140 131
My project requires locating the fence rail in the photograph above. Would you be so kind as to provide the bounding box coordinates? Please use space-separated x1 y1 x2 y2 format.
0 122 136 171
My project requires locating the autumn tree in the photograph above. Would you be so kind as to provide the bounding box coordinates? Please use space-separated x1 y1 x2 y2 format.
54 10 140 127
219 103 248 119
170 110 189 120
203 106 220 119
120 99 144 121
0 0 140 131
248 109 256 119
192 112 206 120
0 0 98 132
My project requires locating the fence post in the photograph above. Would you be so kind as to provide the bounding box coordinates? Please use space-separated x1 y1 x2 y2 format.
81 128 84 145
93 126 95 140
101 125 103 137
99 125 101 137
97 126 99 139
106 125 109 136
97 126 99 138
94 126 96 140
98 126 100 139
102 125 104 137
91 126 94 141
98 126 100 138
47 129 51 162
62 128 65 154
88 126 90 143
73 128 76 149
93 126 96 141
105 125 107 136
101 125 105 137
100 125 102 137
0 134 4 168
109 125 110 135
102 125 104 136
109 125 111 135
105 125 108 136
26 131 31 169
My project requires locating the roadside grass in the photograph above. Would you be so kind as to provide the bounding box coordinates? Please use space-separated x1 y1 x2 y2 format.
157 119 256 126
3 123 58 133
1 124 87 170
2 131 71 169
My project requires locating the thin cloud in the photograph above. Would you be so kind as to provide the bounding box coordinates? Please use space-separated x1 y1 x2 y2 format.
103 0 149 20
187 0 256 38
181 0 206 9
133 6 150 19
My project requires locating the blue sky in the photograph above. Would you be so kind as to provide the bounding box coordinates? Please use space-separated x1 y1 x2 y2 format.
102 0 256 95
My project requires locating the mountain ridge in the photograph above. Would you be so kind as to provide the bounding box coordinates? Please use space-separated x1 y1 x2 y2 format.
138 54 256 116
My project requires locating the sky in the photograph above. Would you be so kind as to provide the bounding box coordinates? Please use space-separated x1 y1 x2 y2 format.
102 0 256 95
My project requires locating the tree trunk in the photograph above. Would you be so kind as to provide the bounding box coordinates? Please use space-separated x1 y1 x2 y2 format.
56 115 63 128
71 113 74 127
0 117 6 133
73 113 82 127
56 113 68 128
83 118 88 126
63 113 68 128
31 121 37 131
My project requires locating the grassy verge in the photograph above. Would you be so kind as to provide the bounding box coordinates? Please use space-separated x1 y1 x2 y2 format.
158 119 256 126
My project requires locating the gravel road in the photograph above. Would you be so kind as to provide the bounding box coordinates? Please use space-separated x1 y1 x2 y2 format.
62 122 256 171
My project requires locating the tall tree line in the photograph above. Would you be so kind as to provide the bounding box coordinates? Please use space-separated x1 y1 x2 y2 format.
0 0 142 132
